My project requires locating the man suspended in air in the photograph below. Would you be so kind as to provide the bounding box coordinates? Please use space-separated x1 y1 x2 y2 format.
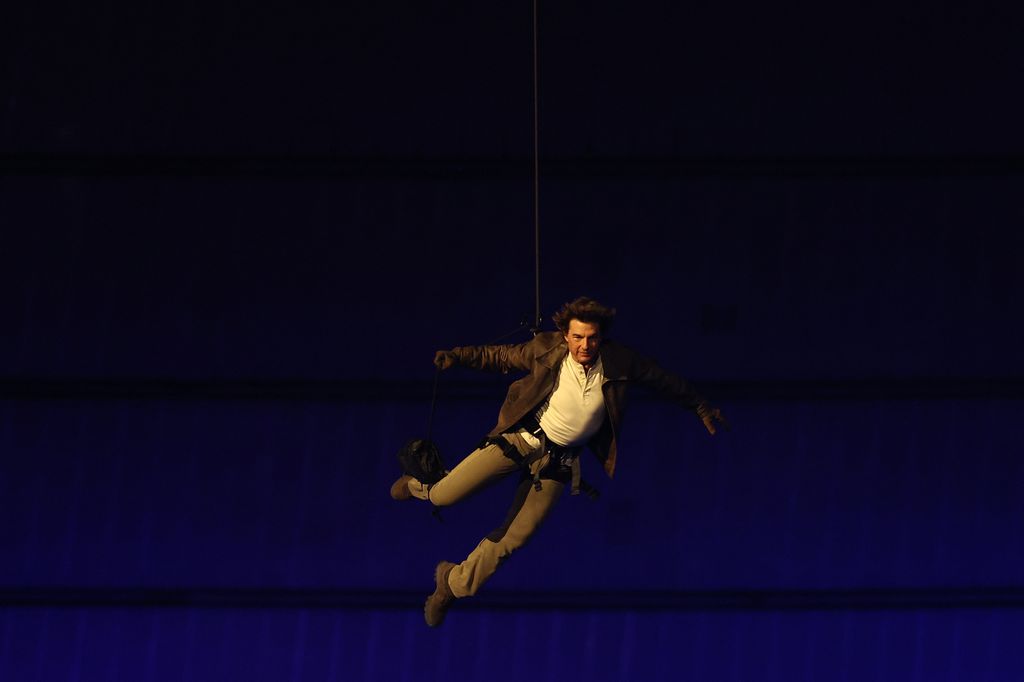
391 296 728 627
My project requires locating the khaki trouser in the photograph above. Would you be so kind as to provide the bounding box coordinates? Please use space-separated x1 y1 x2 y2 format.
407 431 565 598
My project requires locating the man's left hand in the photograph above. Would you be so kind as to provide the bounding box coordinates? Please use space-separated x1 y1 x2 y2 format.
697 404 730 435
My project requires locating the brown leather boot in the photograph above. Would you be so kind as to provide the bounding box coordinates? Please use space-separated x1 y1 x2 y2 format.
390 474 414 500
424 560 456 627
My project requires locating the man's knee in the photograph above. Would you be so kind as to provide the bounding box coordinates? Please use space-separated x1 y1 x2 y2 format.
486 486 558 545
426 481 455 507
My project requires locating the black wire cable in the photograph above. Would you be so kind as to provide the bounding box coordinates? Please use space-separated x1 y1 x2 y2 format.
532 0 542 334
425 367 441 442
424 2 544 444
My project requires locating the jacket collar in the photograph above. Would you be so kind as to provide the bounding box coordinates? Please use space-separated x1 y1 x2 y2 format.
535 332 567 370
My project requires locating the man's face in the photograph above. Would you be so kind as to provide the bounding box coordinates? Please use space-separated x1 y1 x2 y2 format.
564 319 603 368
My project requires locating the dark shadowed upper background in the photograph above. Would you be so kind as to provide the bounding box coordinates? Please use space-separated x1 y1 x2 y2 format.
2 0 1021 384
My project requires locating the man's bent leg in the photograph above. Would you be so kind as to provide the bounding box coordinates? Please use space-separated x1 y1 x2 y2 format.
408 438 522 506
447 473 564 597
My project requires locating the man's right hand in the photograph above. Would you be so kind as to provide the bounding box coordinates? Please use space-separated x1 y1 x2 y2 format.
434 350 458 370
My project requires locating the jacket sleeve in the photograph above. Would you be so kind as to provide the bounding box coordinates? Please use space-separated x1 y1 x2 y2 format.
449 339 538 374
623 348 707 412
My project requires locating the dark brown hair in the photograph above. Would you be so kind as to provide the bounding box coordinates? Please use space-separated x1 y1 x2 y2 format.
551 296 616 334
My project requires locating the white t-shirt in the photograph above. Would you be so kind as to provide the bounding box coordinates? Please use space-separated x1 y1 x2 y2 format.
527 353 606 447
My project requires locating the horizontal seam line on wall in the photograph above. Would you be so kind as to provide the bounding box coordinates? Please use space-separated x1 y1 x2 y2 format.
0 378 1020 402
3 154 1024 178
2 587 1023 611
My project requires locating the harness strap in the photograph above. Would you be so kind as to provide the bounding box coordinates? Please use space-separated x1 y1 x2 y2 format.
484 428 600 499
532 431 546 491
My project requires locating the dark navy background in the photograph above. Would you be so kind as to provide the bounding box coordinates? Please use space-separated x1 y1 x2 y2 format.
2 0 1023 680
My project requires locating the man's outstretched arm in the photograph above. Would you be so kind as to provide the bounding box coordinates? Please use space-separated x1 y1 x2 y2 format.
433 340 537 374
622 347 730 435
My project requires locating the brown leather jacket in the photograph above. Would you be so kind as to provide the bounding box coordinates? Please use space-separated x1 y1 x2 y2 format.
449 332 707 478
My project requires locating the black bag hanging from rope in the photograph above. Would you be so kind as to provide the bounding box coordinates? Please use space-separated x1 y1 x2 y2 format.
395 369 448 522
396 438 446 485
396 366 447 492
